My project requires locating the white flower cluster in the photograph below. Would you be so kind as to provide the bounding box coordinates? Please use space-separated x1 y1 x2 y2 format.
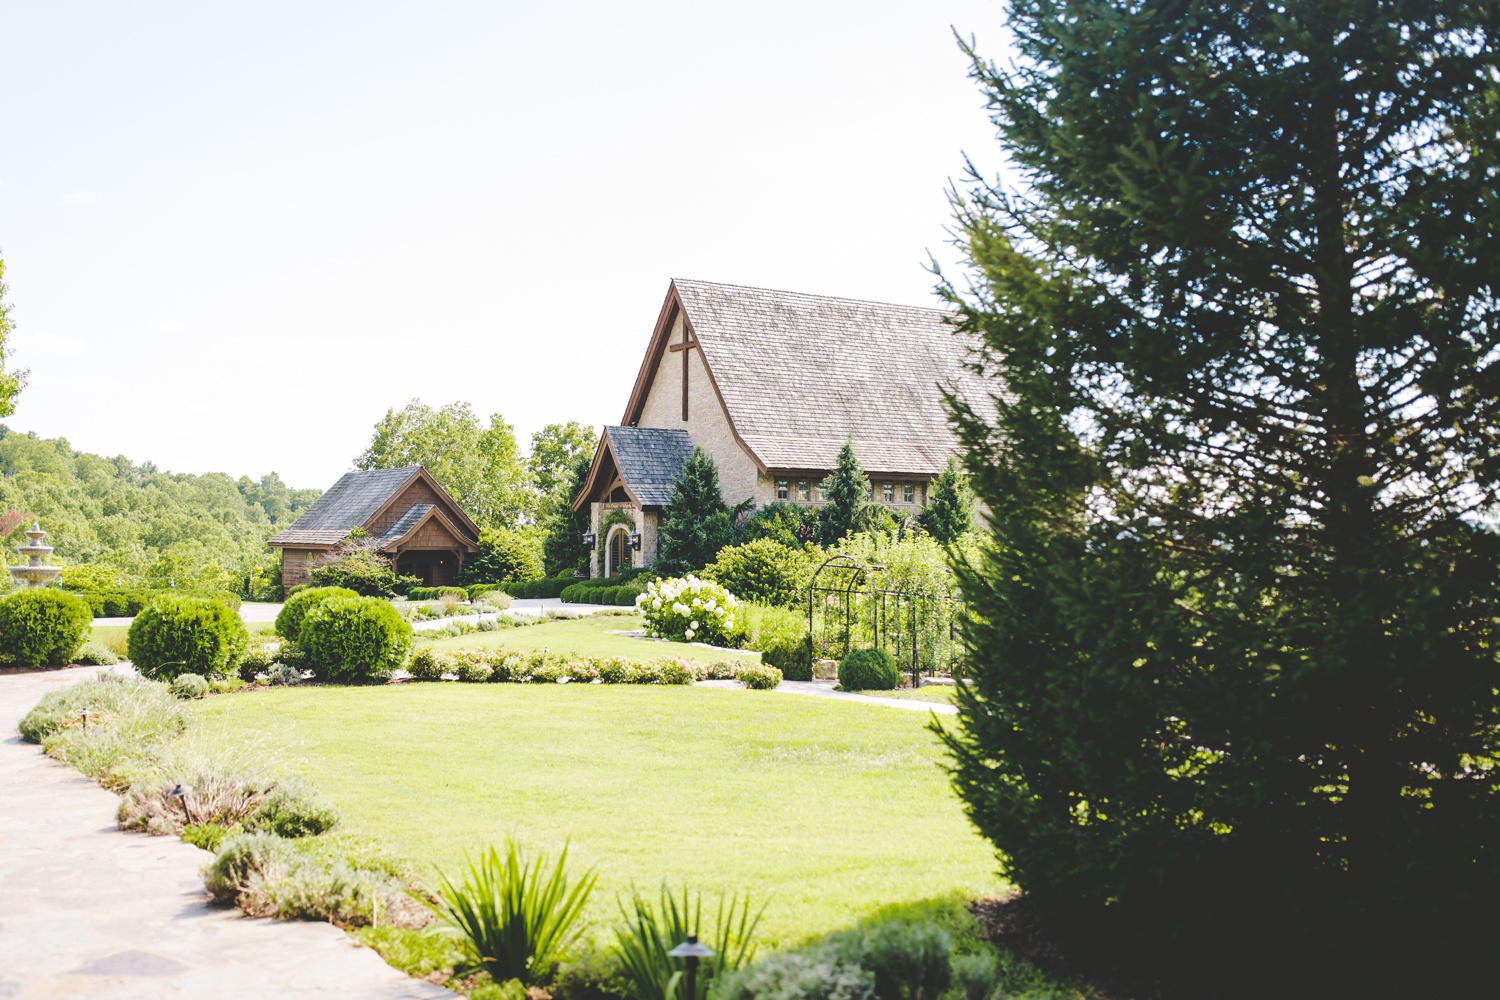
637 574 740 644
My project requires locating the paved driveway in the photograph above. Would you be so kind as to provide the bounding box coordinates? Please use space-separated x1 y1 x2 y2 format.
0 667 447 1000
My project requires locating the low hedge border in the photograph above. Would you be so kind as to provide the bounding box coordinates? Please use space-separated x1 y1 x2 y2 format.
65 588 244 618
405 586 468 602
405 648 760 686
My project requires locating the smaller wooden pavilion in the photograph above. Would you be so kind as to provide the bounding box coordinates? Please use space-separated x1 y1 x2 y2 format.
268 466 479 593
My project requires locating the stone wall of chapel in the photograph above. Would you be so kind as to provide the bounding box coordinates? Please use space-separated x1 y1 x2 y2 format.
637 314 760 508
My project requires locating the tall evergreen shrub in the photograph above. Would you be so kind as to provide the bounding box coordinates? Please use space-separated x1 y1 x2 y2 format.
817 441 871 546
940 3 1500 991
918 458 973 545
657 448 738 573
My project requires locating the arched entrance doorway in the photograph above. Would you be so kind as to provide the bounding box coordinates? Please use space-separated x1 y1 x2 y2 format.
606 527 632 577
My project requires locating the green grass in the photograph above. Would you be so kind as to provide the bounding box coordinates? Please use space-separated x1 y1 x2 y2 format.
192 683 1002 946
424 614 759 666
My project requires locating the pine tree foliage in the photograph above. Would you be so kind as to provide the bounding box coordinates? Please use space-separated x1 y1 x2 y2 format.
817 440 872 546
919 457 973 544
541 449 594 578
657 448 736 573
939 2 1500 990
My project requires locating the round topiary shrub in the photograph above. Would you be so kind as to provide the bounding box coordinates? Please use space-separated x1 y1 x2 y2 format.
127 596 248 680
170 673 210 700
274 586 358 640
838 647 898 691
737 663 783 690
0 588 94 668
703 538 808 608
297 595 412 683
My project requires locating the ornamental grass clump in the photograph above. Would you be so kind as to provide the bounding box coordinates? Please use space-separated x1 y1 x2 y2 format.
18 675 187 789
430 839 597 987
0 588 93 667
638 576 742 646
615 885 762 1000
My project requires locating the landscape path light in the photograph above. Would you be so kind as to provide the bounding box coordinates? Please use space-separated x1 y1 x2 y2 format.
79 707 92 730
167 783 195 825
667 935 714 1000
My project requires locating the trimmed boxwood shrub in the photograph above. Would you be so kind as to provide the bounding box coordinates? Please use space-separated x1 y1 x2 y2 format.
274 586 358 640
298 595 412 683
737 663 783 690
128 596 249 679
0 589 94 668
838 648 898 691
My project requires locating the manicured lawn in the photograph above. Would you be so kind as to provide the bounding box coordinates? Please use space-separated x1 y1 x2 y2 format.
424 613 759 666
193 683 1002 946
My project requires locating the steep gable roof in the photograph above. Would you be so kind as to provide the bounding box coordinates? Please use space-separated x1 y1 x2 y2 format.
623 280 993 476
268 466 480 548
573 426 696 511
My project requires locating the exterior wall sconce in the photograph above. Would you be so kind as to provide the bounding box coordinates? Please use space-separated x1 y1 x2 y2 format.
582 532 597 551
629 533 642 551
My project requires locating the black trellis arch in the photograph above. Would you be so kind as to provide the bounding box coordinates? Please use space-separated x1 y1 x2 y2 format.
806 553 965 686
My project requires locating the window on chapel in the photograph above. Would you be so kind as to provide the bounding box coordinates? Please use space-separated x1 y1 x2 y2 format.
882 482 894 503
797 481 811 502
903 483 915 504
776 479 789 500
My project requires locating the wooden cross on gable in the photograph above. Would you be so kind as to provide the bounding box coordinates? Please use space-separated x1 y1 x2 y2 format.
667 322 699 421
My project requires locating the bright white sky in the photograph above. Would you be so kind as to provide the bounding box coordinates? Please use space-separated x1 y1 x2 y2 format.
0 1 1007 489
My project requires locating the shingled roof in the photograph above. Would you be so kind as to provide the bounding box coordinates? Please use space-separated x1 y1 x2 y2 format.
603 425 696 507
267 467 419 547
645 280 993 475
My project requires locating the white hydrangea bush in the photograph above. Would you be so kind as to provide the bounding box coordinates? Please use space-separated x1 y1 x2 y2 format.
637 575 744 646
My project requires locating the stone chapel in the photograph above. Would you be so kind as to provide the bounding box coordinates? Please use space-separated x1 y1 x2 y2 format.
573 279 990 577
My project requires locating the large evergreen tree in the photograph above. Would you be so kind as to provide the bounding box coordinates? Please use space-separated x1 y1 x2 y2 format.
657 447 737 573
918 457 973 544
940 2 1500 992
540 449 593 577
817 440 871 546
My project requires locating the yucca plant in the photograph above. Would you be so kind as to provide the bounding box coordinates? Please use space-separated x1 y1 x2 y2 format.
430 840 596 985
614 885 763 1000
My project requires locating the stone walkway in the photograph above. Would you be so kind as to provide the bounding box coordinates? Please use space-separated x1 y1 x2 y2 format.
774 679 958 715
0 667 448 1000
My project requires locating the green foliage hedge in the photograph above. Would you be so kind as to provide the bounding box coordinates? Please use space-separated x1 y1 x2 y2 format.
0 588 94 667
128 597 248 679
67 588 242 617
274 586 359 640
838 648 898 691
559 582 645 606
407 586 468 602
499 576 575 599
298 596 412 683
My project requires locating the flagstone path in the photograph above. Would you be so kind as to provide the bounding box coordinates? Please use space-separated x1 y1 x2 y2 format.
0 667 449 1000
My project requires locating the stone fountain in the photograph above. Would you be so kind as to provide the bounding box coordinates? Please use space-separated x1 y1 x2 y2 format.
10 522 61 588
